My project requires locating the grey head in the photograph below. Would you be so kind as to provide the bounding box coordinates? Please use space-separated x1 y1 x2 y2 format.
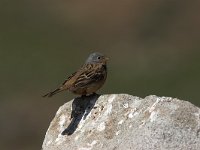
85 52 109 64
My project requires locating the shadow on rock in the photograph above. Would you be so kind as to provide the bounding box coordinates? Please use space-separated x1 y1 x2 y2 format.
61 93 100 136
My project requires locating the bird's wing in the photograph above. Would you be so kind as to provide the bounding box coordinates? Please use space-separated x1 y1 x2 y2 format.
62 71 77 85
73 63 106 88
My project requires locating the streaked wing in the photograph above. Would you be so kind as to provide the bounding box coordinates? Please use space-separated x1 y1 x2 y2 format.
62 71 77 85
74 64 105 88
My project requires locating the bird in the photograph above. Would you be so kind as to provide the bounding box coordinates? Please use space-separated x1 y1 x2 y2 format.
43 52 109 97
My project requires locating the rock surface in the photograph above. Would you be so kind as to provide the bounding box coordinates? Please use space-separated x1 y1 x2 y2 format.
42 94 200 150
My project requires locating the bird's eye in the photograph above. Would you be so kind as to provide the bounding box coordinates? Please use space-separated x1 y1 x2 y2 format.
97 56 101 59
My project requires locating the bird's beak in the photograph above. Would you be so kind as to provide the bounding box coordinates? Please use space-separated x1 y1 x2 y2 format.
105 56 109 61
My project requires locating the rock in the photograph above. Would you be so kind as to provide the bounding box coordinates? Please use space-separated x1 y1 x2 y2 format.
42 94 200 150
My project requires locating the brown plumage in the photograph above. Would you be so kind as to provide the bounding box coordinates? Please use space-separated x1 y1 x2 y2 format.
43 52 109 97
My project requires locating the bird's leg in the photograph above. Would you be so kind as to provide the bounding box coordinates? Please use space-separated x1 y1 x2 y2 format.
86 92 97 97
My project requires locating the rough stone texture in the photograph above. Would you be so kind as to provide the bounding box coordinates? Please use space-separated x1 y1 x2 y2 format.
42 94 200 150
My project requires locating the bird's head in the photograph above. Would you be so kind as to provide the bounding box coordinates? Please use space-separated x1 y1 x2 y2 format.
86 52 109 64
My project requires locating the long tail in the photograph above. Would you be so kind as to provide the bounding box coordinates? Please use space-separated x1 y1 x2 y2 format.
42 87 64 98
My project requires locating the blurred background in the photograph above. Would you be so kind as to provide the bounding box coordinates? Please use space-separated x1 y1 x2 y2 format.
1 0 200 149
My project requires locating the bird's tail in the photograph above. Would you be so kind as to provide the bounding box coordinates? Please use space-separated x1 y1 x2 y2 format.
42 87 64 98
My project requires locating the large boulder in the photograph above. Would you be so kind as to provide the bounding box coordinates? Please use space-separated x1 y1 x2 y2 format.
42 94 200 150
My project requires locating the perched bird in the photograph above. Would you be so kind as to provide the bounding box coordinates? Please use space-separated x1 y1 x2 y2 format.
43 52 109 97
